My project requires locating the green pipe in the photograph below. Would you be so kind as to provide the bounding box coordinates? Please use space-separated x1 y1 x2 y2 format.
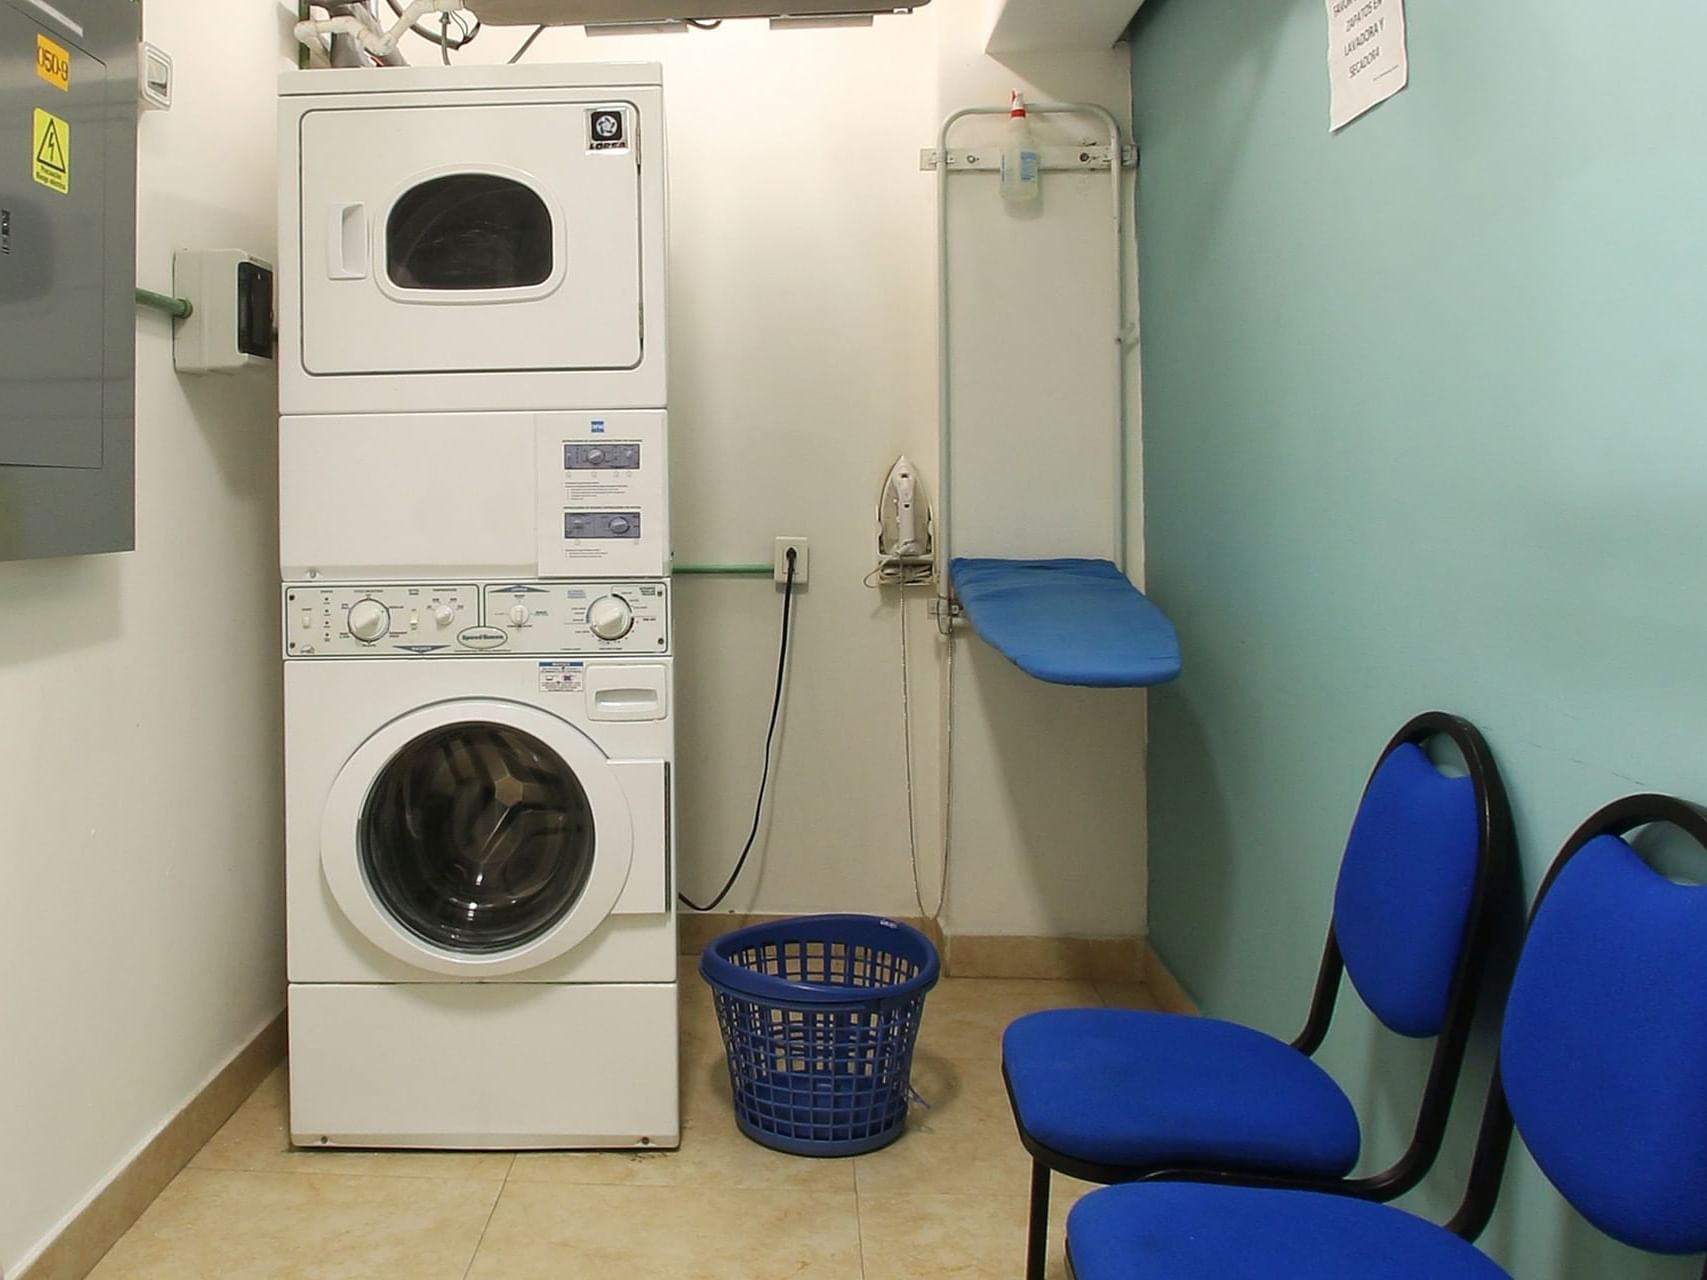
673 564 774 576
135 287 192 320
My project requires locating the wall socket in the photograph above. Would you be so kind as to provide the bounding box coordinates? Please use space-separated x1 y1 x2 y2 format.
774 537 809 585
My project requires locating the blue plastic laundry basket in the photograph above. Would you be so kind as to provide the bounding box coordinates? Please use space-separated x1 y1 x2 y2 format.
700 914 941 1157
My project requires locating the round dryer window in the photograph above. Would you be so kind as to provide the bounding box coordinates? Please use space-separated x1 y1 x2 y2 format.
358 723 595 953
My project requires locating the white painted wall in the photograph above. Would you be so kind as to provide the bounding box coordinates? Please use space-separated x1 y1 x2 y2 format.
0 5 292 1274
931 3 1149 936
400 0 1146 940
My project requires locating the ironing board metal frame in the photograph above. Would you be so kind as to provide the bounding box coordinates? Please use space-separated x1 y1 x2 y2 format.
933 101 1132 629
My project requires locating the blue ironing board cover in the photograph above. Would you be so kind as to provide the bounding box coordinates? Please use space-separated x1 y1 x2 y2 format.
949 557 1182 688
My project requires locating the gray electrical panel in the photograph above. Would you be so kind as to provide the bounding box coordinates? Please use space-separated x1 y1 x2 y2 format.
0 0 137 560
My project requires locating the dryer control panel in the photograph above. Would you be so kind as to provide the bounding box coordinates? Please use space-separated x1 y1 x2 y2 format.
284 581 669 657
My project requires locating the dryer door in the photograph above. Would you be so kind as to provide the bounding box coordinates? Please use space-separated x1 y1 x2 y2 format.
321 698 635 978
297 96 644 377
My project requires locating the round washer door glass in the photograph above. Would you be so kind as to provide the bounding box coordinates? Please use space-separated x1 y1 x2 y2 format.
359 722 595 954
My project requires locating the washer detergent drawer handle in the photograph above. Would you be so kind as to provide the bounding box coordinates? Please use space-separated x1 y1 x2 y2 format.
327 202 369 280
590 686 662 721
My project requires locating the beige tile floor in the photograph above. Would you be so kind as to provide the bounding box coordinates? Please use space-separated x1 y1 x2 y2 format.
89 963 1157 1279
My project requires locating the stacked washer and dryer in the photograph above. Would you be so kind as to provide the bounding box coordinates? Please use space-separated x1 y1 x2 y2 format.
277 63 679 1149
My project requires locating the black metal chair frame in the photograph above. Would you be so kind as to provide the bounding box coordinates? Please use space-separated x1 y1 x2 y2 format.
1061 791 1707 1280
1008 710 1514 1280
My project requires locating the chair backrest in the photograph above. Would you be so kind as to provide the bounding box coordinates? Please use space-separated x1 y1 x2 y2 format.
1496 798 1707 1255
1331 720 1497 1038
1280 714 1508 1201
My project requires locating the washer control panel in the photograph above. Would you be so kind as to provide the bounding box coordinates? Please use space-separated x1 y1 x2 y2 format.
284 582 668 657
483 581 668 655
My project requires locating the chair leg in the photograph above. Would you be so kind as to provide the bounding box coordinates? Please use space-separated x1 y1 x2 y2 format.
1026 1158 1052 1280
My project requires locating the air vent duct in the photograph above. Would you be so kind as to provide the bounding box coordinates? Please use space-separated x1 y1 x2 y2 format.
468 0 925 25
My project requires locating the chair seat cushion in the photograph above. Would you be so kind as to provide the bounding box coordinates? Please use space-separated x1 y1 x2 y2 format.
1003 1009 1359 1175
1067 1182 1511 1279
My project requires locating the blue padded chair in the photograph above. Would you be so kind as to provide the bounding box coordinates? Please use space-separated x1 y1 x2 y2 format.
1003 712 1511 1280
1065 792 1707 1279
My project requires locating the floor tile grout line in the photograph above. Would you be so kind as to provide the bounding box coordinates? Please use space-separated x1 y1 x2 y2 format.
853 1173 870 1280
458 1157 513 1280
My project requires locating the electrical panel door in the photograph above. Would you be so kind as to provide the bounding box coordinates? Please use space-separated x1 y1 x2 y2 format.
0 0 136 559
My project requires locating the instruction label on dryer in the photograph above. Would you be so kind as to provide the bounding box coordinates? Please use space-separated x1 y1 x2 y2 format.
535 412 668 579
539 661 586 693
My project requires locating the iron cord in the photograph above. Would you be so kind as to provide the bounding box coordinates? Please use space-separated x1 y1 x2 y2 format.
899 573 946 920
677 549 797 912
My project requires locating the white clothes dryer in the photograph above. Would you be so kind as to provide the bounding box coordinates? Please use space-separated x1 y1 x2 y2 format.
284 581 676 1150
278 62 667 417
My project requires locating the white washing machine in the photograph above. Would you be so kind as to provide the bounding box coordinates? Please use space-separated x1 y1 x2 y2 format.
277 62 668 417
284 580 677 1149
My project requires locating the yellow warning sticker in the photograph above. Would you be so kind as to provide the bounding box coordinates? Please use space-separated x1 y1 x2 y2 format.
36 33 69 90
32 108 68 194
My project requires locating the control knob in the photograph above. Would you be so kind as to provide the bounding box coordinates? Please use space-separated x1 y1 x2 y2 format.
347 599 390 643
587 595 634 641
430 603 455 628
509 603 532 626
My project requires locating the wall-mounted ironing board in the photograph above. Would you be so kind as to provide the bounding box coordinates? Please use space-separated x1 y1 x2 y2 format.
933 104 1180 689
950 558 1180 688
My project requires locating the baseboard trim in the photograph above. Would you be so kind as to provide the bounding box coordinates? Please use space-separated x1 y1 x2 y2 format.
679 914 1141 983
944 934 1141 982
19 1010 287 1280
1143 942 1199 1015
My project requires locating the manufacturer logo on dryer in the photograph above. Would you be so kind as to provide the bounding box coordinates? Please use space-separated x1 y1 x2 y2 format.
588 109 626 151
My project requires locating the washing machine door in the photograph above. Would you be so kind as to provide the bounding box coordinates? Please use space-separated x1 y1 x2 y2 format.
321 698 634 978
297 93 645 378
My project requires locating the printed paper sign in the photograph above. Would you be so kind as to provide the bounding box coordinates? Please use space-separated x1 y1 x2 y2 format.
32 108 67 194
1326 0 1408 131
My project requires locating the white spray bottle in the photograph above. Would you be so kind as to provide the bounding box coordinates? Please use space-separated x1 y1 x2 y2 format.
1000 89 1041 206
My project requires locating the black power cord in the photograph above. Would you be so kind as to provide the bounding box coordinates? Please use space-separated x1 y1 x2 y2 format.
678 547 798 912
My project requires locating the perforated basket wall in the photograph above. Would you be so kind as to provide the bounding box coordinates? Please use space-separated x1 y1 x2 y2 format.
700 915 940 1157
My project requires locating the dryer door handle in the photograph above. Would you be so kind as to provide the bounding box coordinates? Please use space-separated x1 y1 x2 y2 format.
327 202 369 280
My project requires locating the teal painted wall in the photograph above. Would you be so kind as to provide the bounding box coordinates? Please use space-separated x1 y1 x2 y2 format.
1131 2 1707 1275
